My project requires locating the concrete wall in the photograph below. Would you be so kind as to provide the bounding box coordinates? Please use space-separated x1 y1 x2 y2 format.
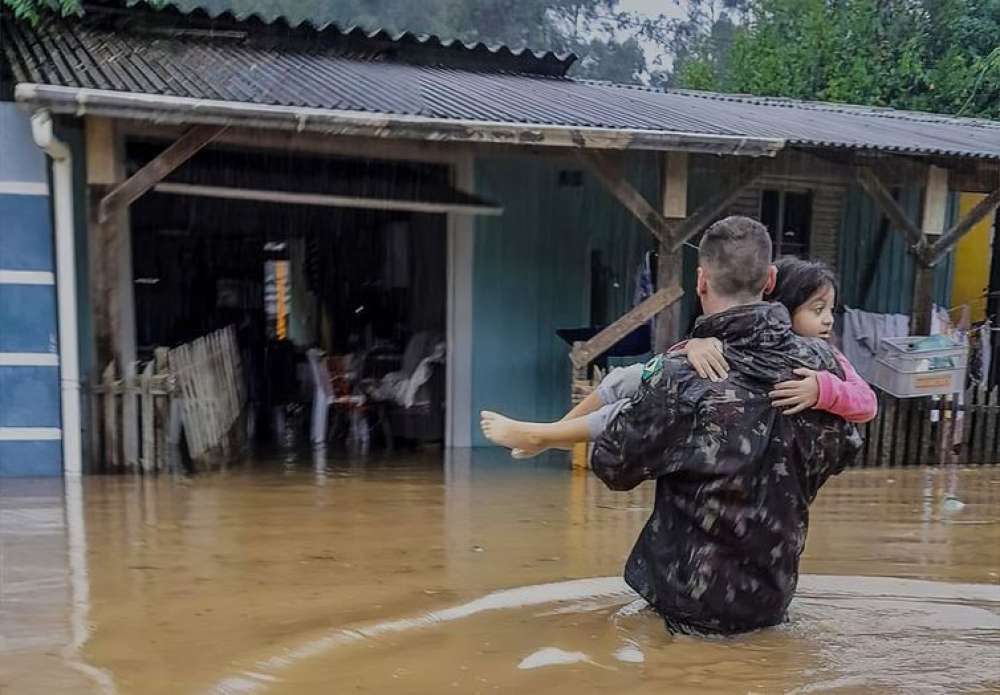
0 103 62 475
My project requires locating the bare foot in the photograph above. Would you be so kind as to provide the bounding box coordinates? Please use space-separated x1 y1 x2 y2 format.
480 411 545 452
511 446 546 460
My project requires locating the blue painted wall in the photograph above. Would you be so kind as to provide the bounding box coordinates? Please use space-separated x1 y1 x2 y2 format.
0 103 62 476
469 153 659 445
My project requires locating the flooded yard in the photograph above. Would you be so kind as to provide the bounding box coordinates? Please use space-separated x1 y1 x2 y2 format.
2 452 998 694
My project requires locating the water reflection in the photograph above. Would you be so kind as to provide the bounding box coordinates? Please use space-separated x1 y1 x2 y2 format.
0 456 997 694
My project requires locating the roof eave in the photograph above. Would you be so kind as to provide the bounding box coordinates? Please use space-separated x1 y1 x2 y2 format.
15 83 785 157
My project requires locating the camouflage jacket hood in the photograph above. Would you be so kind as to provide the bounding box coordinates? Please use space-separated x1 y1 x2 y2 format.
591 301 863 634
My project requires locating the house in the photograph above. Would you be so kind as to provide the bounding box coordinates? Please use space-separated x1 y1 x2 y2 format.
1 0 998 476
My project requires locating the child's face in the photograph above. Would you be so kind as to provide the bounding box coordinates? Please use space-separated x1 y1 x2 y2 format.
791 284 836 339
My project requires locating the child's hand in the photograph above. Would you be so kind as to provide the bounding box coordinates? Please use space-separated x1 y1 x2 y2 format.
770 368 820 414
685 337 728 382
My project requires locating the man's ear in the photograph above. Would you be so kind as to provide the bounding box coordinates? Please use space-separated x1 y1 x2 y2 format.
762 264 777 296
696 267 708 297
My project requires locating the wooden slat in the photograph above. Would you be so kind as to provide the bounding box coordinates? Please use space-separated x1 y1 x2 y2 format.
571 285 684 368
960 387 975 463
165 326 246 465
880 396 898 466
970 387 984 464
99 125 226 222
140 360 155 473
102 361 118 470
982 386 1000 464
915 396 932 466
154 347 170 472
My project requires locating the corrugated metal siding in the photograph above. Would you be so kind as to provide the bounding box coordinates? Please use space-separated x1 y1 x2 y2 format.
469 153 657 445
838 185 954 315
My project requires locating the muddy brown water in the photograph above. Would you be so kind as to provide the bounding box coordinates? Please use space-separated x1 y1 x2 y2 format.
1 450 998 694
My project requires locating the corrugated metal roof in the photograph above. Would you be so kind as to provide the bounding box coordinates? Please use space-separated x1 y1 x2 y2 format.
4 9 999 160
99 1 577 76
119 0 576 71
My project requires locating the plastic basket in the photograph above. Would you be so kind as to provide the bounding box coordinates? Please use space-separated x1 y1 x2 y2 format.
870 335 968 398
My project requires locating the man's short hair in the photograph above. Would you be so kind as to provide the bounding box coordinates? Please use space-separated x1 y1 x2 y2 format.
698 216 772 299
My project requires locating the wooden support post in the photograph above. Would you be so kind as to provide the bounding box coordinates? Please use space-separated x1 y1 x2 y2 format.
927 186 1000 265
86 118 115 370
922 166 949 241
666 159 766 252
911 166 949 334
655 152 688 352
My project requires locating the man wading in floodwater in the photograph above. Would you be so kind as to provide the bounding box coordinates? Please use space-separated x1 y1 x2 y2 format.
589 216 863 635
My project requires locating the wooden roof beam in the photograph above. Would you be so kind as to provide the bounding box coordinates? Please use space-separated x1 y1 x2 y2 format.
928 186 1000 265
667 159 766 253
571 285 684 369
98 124 226 222
855 165 928 257
576 149 673 245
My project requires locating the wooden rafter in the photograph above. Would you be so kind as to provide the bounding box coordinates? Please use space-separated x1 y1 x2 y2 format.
578 150 767 251
570 285 684 369
855 166 927 255
856 166 1000 268
667 159 766 252
575 149 673 244
98 124 226 222
927 186 1000 265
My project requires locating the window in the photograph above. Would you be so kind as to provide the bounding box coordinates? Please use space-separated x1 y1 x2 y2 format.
761 189 813 258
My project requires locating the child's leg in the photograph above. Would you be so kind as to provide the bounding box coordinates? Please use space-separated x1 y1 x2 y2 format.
480 401 626 456
595 363 644 405
552 363 645 424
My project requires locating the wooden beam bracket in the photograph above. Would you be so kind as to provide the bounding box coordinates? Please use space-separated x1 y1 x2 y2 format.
855 165 928 258
98 124 226 222
927 187 1000 266
575 149 673 244
571 285 684 369
667 159 767 252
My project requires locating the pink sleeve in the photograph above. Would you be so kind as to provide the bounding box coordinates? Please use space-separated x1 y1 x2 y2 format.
815 350 878 423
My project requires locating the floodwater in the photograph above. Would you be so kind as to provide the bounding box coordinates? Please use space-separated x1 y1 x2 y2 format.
1 451 999 695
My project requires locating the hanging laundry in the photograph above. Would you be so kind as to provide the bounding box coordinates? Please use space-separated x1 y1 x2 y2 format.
840 307 910 382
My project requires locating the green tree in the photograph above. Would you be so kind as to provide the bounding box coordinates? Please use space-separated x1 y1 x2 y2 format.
3 0 80 23
668 0 1000 119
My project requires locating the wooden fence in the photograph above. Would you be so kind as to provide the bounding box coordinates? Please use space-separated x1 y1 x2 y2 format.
95 325 245 472
856 388 1000 467
168 325 245 463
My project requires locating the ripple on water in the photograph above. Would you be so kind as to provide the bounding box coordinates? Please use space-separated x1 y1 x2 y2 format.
213 575 1000 695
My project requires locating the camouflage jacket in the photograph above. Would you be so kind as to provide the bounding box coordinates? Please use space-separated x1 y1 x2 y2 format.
591 302 863 635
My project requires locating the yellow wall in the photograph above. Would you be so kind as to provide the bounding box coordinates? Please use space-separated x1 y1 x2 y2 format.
951 193 996 322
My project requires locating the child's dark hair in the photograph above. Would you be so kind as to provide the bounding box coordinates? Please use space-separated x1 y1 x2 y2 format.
769 257 839 315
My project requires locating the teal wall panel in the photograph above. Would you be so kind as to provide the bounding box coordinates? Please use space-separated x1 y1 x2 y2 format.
838 185 954 315
469 153 659 445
